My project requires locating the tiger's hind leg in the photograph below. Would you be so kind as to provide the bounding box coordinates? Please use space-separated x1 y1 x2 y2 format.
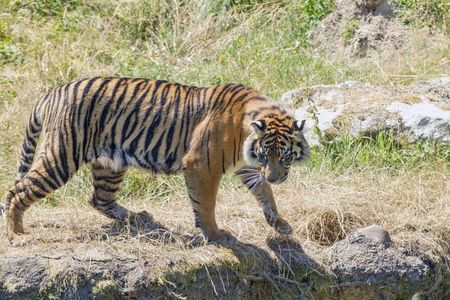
5 156 75 240
88 162 151 224
237 169 293 235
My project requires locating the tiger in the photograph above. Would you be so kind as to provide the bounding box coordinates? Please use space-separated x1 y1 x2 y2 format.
1 77 310 243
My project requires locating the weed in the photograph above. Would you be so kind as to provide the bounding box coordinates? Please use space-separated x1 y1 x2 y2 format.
343 18 358 45
398 0 450 33
310 130 450 176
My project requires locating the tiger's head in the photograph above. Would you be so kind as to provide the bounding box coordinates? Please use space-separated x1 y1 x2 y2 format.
243 117 310 184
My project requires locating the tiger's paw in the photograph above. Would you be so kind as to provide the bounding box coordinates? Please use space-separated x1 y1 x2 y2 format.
274 217 293 235
10 234 36 246
6 227 25 242
6 214 25 241
207 229 237 245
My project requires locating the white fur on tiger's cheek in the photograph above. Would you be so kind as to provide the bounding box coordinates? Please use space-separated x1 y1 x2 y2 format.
243 136 260 167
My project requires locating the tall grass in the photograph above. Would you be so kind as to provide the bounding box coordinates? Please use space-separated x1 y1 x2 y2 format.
0 0 335 93
399 0 450 33
310 131 450 175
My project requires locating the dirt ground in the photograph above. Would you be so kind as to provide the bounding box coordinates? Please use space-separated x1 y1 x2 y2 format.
314 0 448 62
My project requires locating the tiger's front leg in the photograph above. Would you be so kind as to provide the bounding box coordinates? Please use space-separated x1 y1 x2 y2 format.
183 168 236 244
237 170 293 235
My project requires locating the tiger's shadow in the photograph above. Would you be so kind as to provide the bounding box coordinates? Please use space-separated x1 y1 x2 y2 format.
92 216 320 276
97 216 207 248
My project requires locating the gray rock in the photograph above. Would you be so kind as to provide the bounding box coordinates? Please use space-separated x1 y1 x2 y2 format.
0 255 47 299
0 241 319 299
356 0 383 10
280 78 450 145
329 225 432 299
356 224 392 247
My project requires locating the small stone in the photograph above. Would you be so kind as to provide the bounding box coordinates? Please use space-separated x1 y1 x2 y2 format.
356 0 382 10
357 224 392 247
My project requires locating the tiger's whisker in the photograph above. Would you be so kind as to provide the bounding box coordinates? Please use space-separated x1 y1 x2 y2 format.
240 172 264 190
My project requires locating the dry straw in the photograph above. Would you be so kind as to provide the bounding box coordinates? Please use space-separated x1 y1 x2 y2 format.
0 0 449 274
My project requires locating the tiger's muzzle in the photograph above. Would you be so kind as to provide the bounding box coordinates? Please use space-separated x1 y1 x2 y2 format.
261 160 288 184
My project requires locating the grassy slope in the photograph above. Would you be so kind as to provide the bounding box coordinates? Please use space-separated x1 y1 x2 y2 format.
0 0 449 277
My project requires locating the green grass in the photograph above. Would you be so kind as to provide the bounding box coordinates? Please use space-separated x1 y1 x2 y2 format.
1 0 449 91
310 131 450 176
343 18 358 45
398 0 450 33
0 0 351 97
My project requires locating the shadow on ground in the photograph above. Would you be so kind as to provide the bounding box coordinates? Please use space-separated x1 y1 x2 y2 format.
0 215 331 299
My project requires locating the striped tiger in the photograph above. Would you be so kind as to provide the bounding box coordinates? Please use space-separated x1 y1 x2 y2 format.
1 77 310 243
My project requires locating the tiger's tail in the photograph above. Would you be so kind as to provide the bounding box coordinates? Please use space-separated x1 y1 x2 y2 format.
1 104 43 218
1 104 43 228
15 105 44 184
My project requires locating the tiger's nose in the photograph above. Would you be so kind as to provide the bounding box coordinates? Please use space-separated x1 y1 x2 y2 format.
266 176 278 183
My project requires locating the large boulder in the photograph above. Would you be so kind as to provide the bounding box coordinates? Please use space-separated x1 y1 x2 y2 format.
280 77 450 145
329 225 432 299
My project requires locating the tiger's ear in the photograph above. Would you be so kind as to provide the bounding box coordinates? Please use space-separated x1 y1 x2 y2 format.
251 120 266 136
293 119 306 133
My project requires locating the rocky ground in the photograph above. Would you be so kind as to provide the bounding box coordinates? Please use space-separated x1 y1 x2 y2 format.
280 77 450 146
1 220 447 299
314 0 447 61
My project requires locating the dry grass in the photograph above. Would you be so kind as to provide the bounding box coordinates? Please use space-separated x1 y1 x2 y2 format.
1 164 448 266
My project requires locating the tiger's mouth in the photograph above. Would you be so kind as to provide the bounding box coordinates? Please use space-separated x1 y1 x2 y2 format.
263 172 288 185
269 174 288 185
